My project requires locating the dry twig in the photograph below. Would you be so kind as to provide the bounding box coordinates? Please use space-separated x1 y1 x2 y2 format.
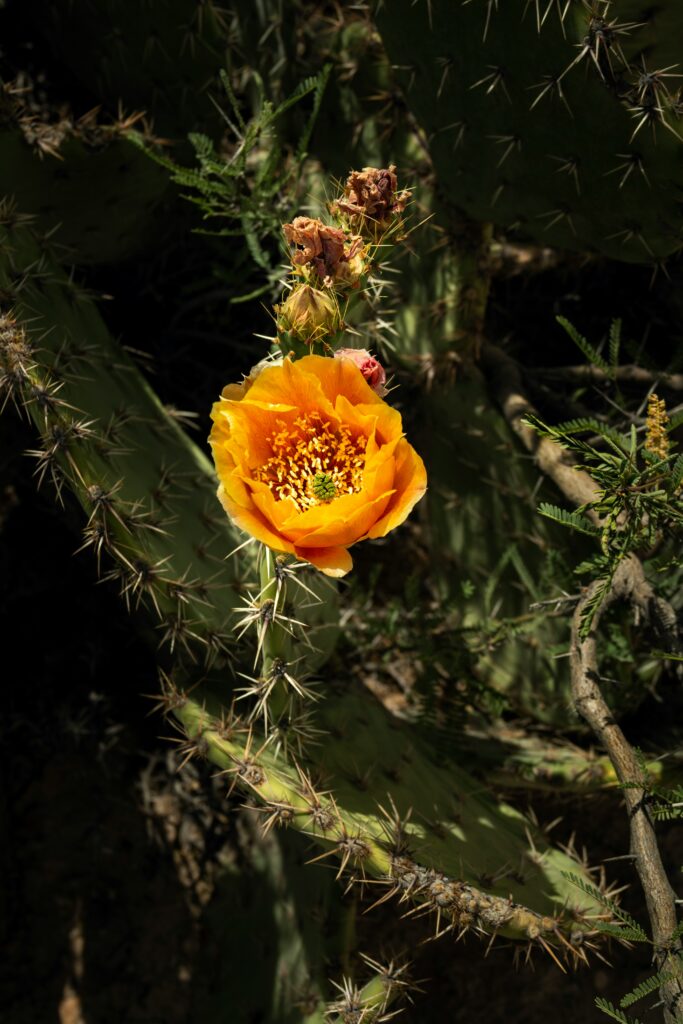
534 364 683 392
571 560 683 1023
482 340 683 1020
481 340 681 656
480 340 601 514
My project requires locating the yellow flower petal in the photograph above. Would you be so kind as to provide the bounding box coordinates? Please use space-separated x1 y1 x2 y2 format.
209 356 426 573
216 483 296 555
366 438 427 538
289 490 394 548
334 394 402 445
294 544 353 577
298 353 384 409
246 357 338 419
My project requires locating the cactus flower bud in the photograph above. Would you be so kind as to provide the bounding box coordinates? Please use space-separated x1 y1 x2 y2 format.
335 348 387 396
277 284 340 344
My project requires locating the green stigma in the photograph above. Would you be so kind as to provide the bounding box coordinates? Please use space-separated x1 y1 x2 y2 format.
312 471 337 502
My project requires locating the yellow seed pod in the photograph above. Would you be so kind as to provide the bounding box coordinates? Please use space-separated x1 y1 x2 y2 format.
644 393 669 460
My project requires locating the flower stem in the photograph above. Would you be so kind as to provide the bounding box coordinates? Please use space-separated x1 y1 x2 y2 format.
259 546 293 724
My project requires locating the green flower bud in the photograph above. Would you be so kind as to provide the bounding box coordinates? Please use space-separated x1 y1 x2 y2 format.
277 285 341 344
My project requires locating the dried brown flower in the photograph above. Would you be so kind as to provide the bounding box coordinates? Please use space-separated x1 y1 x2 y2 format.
283 216 364 287
331 165 411 236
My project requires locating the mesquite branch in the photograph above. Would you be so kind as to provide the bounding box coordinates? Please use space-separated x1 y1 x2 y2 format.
571 560 683 1023
481 340 682 657
483 340 683 1021
533 364 683 392
480 340 601 514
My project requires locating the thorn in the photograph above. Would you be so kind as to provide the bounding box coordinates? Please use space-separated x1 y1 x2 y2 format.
605 152 650 189
528 74 572 115
537 935 567 972
536 205 576 234
220 728 268 796
491 181 507 206
143 669 195 717
549 154 581 194
489 133 521 167
462 0 499 41
435 56 453 99
441 120 467 151
470 65 511 102
606 223 654 256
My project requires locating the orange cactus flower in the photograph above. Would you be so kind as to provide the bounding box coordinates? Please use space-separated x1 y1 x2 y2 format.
209 355 427 577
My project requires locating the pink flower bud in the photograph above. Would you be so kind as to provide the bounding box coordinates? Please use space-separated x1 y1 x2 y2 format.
335 348 387 396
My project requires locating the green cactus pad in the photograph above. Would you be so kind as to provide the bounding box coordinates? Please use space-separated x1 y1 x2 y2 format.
192 827 332 1023
376 1 683 262
385 232 655 726
0 220 339 668
0 126 169 264
174 673 612 953
22 0 231 141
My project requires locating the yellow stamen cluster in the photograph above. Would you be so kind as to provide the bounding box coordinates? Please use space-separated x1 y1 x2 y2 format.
256 412 367 511
644 393 669 460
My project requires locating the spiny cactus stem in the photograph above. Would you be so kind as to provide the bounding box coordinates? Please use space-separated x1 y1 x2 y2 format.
327 970 395 1023
258 546 294 722
7 322 214 647
178 701 392 878
450 217 493 362
176 696 593 948
355 973 390 1017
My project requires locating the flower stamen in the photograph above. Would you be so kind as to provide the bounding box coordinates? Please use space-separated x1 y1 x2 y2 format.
256 412 366 511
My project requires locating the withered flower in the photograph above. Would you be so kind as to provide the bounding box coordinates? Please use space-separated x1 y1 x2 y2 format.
283 216 364 287
331 165 411 237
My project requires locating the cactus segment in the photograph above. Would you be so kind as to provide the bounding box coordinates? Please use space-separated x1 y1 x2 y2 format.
385 233 578 723
174 675 611 953
461 725 683 793
0 221 339 669
325 958 409 1023
384 234 655 726
375 1 683 262
0 100 169 263
192 826 333 1023
20 0 232 141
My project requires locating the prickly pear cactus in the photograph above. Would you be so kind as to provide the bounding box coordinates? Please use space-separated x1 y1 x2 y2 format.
375 0 683 262
0 210 613 972
1 0 652 997
192 826 335 1023
17 0 304 145
264 25 591 724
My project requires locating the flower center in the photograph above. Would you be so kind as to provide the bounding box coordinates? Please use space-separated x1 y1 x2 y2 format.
256 412 367 511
